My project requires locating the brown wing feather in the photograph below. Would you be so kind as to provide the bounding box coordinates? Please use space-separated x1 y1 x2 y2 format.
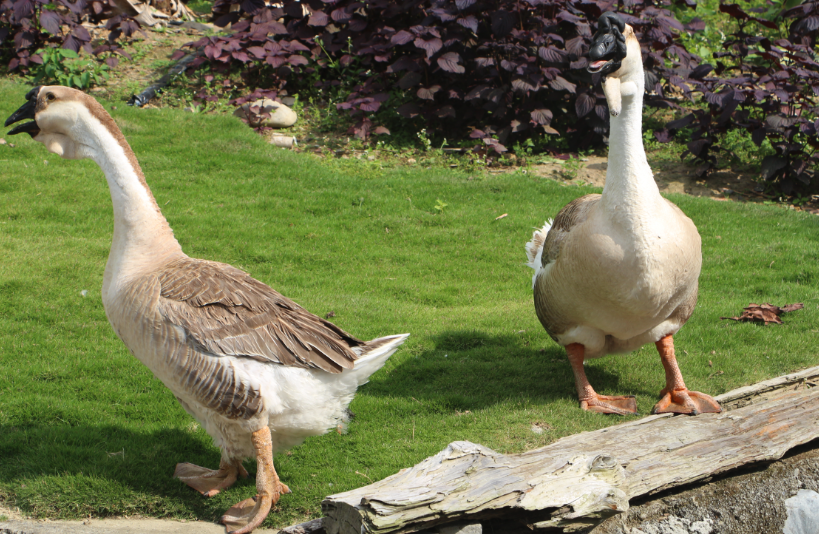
535 194 601 340
541 194 601 268
156 256 362 373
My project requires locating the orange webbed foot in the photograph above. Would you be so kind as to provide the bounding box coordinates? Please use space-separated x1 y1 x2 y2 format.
580 394 638 415
221 480 290 534
653 388 722 415
221 426 290 534
174 460 248 497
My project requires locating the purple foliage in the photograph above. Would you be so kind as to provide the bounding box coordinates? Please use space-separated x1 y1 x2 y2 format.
0 0 137 71
188 0 700 145
653 2 819 194
185 0 817 193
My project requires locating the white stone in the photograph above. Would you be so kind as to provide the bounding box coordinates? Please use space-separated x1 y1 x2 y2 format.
438 523 482 534
233 98 297 128
269 133 297 149
784 489 819 534
635 516 713 534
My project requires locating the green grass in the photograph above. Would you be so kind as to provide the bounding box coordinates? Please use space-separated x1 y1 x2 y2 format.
0 79 817 527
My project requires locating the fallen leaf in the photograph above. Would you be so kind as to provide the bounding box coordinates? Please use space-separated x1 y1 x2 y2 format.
0 138 6 145
494 213 508 220
721 303 804 325
325 311 336 319
708 370 724 379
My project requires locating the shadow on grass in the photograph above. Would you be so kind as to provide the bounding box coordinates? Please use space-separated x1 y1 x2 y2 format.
364 330 650 410
0 424 252 519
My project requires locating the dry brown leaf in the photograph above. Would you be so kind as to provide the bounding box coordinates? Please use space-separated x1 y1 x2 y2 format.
721 303 804 325
494 213 508 221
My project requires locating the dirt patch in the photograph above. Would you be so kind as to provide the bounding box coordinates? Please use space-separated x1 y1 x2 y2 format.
532 155 771 201
90 27 202 104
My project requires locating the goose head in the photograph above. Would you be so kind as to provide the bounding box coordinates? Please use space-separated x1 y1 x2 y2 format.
587 12 635 77
5 85 108 160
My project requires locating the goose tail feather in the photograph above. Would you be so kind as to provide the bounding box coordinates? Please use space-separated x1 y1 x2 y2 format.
525 220 552 288
525 220 552 270
349 333 410 387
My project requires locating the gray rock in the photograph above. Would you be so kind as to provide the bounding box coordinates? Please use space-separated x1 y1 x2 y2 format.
437 523 482 534
234 98 297 128
783 489 819 534
630 516 713 534
592 446 819 534
269 132 297 149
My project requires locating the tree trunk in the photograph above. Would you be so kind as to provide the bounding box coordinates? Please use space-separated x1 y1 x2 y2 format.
322 366 819 534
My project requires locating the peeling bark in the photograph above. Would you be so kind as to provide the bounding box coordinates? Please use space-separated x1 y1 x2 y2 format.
322 366 819 534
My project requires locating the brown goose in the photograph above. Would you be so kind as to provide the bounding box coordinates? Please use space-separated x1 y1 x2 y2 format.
6 86 409 533
525 13 720 416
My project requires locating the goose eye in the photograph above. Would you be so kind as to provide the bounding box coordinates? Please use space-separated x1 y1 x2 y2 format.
46 93 55 101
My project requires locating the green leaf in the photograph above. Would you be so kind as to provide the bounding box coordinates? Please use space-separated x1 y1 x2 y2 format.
72 74 83 88
60 49 79 59
782 0 804 10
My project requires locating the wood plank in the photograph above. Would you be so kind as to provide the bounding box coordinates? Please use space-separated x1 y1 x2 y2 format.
322 366 819 534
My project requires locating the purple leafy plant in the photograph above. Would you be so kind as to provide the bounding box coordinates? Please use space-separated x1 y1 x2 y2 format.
186 0 816 195
183 0 704 148
653 2 819 195
0 0 137 73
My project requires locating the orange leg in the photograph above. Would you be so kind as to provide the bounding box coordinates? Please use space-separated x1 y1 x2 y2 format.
653 335 721 415
174 457 249 497
221 426 291 534
567 343 638 415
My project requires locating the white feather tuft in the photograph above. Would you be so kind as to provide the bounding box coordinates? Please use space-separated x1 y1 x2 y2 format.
350 333 410 387
525 220 552 288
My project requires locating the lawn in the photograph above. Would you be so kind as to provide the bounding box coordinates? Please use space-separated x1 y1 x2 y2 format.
0 79 817 528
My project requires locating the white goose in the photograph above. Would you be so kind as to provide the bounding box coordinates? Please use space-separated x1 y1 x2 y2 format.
6 86 409 533
525 13 720 416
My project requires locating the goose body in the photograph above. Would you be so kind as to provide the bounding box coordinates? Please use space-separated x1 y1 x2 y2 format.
6 86 408 533
107 255 405 459
526 13 719 416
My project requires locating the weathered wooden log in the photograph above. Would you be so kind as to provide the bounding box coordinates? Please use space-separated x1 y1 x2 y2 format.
322 366 819 534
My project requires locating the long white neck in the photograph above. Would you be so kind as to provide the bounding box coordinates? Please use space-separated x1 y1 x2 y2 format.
68 111 182 296
600 40 662 228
